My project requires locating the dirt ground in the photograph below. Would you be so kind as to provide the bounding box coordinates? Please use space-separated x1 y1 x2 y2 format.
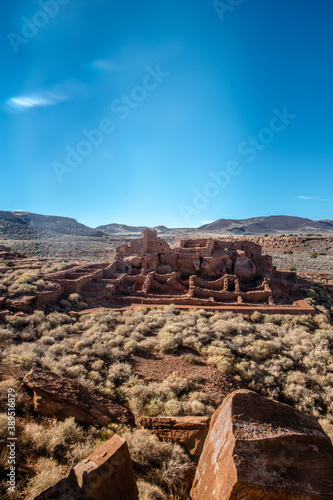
132 350 246 408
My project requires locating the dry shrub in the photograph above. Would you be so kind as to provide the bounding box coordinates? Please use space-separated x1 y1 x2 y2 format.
0 378 31 414
21 417 83 459
0 327 13 351
202 343 234 372
157 330 181 352
121 428 193 499
2 304 333 431
23 457 65 500
137 481 167 500
121 372 211 417
47 312 73 328
108 362 133 385
65 438 98 468
0 414 8 440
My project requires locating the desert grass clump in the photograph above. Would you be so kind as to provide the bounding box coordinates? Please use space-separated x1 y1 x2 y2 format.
121 428 193 499
202 342 235 372
21 417 83 459
0 327 12 351
107 362 133 385
137 481 167 500
46 312 74 328
23 457 65 500
0 414 8 439
156 329 182 353
0 378 31 415
65 438 98 468
121 372 212 417
3 344 40 370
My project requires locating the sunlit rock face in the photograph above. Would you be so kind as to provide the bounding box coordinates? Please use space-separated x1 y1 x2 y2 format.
191 389 333 500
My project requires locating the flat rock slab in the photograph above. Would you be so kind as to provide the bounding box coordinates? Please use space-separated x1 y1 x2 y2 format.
24 367 134 427
191 389 333 499
137 416 210 460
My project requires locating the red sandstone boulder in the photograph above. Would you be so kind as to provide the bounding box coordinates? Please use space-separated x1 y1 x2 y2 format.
35 435 138 500
68 435 138 500
34 478 76 499
191 389 333 499
24 367 134 426
136 416 210 461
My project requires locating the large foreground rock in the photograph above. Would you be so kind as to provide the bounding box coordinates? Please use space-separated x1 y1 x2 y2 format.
24 367 134 426
191 389 333 499
69 435 138 499
36 435 138 500
136 416 210 461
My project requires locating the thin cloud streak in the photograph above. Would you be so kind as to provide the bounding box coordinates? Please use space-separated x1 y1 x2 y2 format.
3 78 89 112
297 195 332 202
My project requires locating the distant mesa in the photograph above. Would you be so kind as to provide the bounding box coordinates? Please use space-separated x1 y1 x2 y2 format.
98 215 333 236
96 223 169 234
0 211 105 239
1 211 333 239
199 215 333 234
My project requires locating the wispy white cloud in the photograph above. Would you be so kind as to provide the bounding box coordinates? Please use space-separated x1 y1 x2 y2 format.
199 220 214 224
297 195 332 202
4 78 88 113
6 93 67 110
89 59 115 73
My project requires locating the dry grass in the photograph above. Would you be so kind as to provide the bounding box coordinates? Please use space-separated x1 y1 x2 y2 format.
23 458 66 500
0 378 31 415
272 252 333 274
138 481 167 500
1 296 333 497
2 305 333 429
21 417 84 459
121 428 194 499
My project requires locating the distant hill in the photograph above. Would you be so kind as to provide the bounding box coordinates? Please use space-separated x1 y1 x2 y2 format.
97 223 145 234
0 211 105 239
198 216 333 234
1 212 333 240
97 223 169 234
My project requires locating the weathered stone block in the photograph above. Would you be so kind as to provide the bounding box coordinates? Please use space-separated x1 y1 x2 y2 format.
68 435 139 500
136 415 210 461
24 367 134 426
191 389 333 499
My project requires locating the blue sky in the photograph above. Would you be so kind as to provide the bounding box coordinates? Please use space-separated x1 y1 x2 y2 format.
1 0 332 228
